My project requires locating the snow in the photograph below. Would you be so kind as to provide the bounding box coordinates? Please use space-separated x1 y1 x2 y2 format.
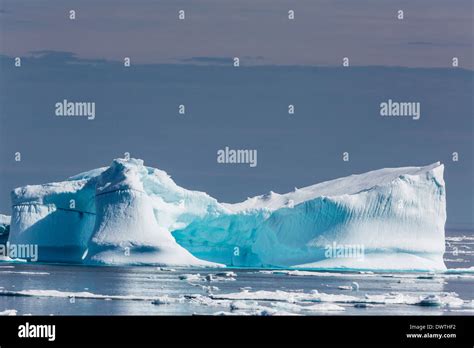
6 157 446 270
223 162 442 212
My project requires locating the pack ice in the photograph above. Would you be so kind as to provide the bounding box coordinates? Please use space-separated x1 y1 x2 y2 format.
6 158 446 270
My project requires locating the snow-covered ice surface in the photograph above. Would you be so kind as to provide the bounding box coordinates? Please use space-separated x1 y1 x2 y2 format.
6 158 446 271
0 230 471 316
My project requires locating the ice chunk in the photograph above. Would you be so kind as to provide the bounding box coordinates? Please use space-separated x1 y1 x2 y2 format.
0 214 10 234
0 309 17 316
417 294 442 307
0 214 10 246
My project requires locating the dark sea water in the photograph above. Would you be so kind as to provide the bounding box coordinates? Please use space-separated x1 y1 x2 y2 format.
0 230 472 316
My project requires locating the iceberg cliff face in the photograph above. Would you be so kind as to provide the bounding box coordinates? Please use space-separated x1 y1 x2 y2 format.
6 158 446 270
85 159 221 266
175 163 446 270
10 179 96 262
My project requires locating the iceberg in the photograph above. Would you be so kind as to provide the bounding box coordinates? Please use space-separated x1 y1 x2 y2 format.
0 214 10 238
0 214 11 251
5 158 446 271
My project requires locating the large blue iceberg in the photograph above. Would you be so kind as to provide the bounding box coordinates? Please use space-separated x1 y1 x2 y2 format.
5 158 446 271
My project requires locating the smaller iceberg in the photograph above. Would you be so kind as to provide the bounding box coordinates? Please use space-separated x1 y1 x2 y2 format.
0 214 11 250
0 214 10 236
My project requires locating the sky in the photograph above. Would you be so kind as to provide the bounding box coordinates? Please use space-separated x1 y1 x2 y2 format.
0 0 473 68
0 0 473 228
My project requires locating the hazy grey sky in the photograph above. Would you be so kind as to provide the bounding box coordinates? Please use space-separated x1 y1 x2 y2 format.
0 0 473 68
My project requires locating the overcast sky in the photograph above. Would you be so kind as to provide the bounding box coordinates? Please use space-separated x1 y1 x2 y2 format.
0 0 473 68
